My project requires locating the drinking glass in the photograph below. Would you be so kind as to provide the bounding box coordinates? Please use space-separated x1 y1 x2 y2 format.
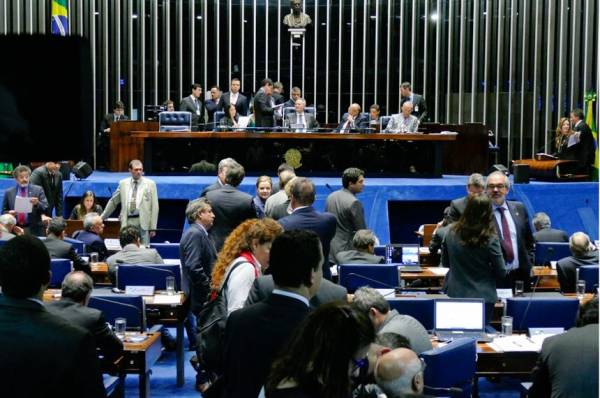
89 252 99 263
577 280 586 299
501 316 513 336
114 318 126 339
515 280 524 296
166 276 176 295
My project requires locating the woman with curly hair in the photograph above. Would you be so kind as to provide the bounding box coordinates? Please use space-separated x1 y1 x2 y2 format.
210 217 283 314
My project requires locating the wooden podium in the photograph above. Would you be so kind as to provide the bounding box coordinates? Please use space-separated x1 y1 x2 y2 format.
512 158 581 180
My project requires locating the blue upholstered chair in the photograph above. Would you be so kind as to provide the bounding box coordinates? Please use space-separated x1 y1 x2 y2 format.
64 236 85 254
116 263 182 291
578 265 599 292
149 242 180 260
506 297 580 332
213 110 226 130
534 242 572 265
89 294 146 331
103 374 122 398
387 298 435 331
159 111 192 131
50 258 72 288
380 115 392 130
420 338 477 398
338 264 399 293
282 106 316 120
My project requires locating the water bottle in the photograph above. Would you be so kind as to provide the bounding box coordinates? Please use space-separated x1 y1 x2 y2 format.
385 244 393 264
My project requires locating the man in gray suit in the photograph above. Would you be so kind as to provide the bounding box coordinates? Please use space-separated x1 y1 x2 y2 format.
532 212 568 242
447 173 485 223
557 232 599 293
399 81 427 120
284 98 319 130
101 159 159 245
335 229 385 265
264 164 295 216
106 225 164 283
325 167 367 263
30 161 63 217
530 297 598 398
43 217 91 276
179 83 206 130
384 101 419 133
199 157 236 197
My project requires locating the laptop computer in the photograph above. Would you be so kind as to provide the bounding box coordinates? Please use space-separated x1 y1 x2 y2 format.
397 244 422 272
434 298 492 342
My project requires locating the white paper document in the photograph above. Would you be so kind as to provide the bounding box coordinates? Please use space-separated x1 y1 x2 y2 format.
153 293 183 304
489 335 542 352
14 196 33 213
428 267 449 276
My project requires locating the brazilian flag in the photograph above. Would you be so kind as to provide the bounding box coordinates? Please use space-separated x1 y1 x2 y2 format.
51 0 68 36
585 92 598 180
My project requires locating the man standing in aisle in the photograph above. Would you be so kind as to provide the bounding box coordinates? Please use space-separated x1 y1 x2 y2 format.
30 161 63 217
101 159 159 246
180 83 206 130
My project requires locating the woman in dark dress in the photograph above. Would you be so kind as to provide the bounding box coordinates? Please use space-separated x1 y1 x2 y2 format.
253 175 273 218
220 103 239 130
266 303 374 398
70 190 103 220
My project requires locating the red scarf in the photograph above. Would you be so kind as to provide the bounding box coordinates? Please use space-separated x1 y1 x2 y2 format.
210 250 259 301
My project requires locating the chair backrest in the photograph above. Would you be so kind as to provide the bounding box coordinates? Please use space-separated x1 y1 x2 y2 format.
578 265 599 292
338 264 399 293
282 106 295 119
387 298 435 331
283 106 316 119
213 110 226 130
50 258 72 288
420 338 477 398
506 297 580 332
64 236 85 254
535 242 572 265
380 115 392 130
149 242 181 260
159 111 192 131
117 263 182 291
89 294 146 331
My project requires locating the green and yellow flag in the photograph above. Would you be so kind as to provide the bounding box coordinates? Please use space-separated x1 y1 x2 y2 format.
51 0 68 36
584 92 598 180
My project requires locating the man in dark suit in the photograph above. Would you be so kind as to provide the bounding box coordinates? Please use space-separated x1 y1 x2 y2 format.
326 167 367 262
180 83 206 130
100 100 129 133
245 274 347 309
447 173 485 222
557 232 599 293
284 98 319 130
221 78 249 116
563 108 596 175
43 217 91 276
30 161 63 217
47 271 124 365
0 235 105 397
205 160 256 252
253 78 276 128
532 212 569 242
73 212 109 261
272 81 285 105
205 85 224 125
279 177 337 280
222 230 323 398
283 86 302 108
530 297 599 398
335 229 385 265
399 81 427 120
337 103 370 132
1 165 48 236
486 171 534 289
199 157 235 197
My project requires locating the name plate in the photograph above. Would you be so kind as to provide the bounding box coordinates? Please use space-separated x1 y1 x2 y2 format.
496 289 513 300
125 286 155 296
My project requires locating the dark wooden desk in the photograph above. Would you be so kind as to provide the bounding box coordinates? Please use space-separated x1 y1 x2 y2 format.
512 158 581 180
123 332 162 398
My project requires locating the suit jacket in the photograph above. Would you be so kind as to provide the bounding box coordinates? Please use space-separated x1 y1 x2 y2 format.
221 92 249 116
205 185 256 252
264 190 289 216
492 200 534 279
270 200 292 220
30 165 63 217
245 275 348 309
205 98 224 125
101 176 159 232
384 113 420 133
400 93 427 119
179 223 218 313
106 243 164 282
0 296 105 398
99 113 129 132
1 183 48 236
337 112 370 132
442 228 507 303
533 228 569 243
557 250 600 293
284 112 319 130
179 95 206 130
278 206 337 279
46 298 124 364
334 249 385 265
199 179 223 197
379 310 433 354
325 188 367 263
72 230 109 261
561 120 596 174
222 293 310 398
448 196 468 223
530 323 599 398
253 89 275 127
43 236 92 275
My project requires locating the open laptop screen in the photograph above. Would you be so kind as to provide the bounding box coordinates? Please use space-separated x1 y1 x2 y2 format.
401 245 419 264
435 300 485 331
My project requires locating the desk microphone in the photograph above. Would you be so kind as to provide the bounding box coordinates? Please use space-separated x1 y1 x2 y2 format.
424 385 463 396
345 273 399 297
516 271 543 332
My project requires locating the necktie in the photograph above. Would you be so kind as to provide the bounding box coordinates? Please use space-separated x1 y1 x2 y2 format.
497 207 515 263
17 186 27 225
129 180 138 214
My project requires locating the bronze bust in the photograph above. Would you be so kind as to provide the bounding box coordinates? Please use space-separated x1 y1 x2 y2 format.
283 0 312 28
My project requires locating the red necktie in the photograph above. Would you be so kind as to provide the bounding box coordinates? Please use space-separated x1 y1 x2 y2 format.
497 207 515 263
17 186 26 225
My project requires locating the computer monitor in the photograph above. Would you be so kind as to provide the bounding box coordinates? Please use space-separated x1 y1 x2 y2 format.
434 299 485 333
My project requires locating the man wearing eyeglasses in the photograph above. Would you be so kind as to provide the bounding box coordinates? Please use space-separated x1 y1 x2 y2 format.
486 171 534 290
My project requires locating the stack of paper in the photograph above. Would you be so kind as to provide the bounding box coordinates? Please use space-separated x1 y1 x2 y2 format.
489 335 541 352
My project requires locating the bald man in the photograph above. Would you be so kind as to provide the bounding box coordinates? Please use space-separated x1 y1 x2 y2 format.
384 102 420 133
375 348 425 398
337 103 369 132
557 232 599 293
